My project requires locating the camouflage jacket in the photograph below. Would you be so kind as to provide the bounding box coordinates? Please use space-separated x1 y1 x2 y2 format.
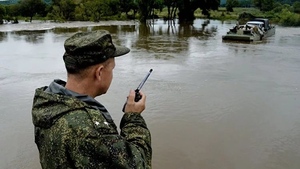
32 80 152 169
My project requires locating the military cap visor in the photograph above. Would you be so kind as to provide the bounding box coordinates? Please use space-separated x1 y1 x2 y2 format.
63 30 130 69
112 45 130 57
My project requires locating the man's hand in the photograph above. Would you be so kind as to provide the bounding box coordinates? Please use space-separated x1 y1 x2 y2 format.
125 90 146 114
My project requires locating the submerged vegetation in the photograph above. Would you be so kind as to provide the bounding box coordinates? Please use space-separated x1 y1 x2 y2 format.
0 0 299 26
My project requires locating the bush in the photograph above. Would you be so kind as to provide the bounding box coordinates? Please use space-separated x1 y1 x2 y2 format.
279 8 300 26
226 0 240 12
0 5 6 24
272 2 283 13
293 2 300 13
282 4 293 12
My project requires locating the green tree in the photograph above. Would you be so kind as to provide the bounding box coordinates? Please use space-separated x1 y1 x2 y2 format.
272 2 283 12
152 0 164 16
276 0 300 5
272 2 294 12
18 0 46 22
253 0 263 10
86 0 102 21
282 3 293 11
199 0 220 16
262 0 275 11
279 8 300 26
177 0 195 21
136 0 166 21
0 5 6 24
74 0 90 21
58 0 76 20
293 1 300 13
75 0 120 22
120 0 133 17
48 0 76 21
253 0 275 11
120 0 138 18
177 0 220 21
104 0 120 16
239 0 252 7
136 0 154 22
164 0 178 19
226 0 240 12
4 5 20 22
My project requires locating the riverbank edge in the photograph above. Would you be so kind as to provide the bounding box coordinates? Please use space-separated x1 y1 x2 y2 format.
0 20 139 32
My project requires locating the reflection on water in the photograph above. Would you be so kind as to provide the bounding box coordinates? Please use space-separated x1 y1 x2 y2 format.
0 19 300 169
0 20 218 59
52 27 89 34
10 30 47 44
0 32 8 42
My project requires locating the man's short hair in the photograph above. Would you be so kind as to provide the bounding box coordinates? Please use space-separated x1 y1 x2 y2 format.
63 30 130 74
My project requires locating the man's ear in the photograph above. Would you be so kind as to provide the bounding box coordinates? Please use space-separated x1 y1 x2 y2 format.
95 65 104 81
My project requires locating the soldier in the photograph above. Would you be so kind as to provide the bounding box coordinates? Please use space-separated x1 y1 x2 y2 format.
32 30 152 169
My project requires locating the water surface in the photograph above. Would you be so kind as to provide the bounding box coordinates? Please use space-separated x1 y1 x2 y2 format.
0 19 300 169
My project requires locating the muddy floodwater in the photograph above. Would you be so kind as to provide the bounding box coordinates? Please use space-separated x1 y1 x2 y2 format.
0 19 300 169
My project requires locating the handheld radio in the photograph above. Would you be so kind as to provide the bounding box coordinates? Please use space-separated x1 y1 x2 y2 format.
122 69 153 112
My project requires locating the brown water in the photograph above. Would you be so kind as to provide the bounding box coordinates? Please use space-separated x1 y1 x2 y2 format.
0 19 300 169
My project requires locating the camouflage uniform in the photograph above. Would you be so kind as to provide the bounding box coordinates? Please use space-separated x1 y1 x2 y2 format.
32 80 151 168
32 30 152 168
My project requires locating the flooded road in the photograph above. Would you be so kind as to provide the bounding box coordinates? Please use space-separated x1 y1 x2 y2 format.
0 19 300 169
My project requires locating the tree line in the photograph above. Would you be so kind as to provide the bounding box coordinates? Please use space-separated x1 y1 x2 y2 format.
225 0 300 12
0 0 300 24
222 0 300 7
0 0 220 23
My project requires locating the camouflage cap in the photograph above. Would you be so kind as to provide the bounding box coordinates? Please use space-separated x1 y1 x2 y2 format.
63 30 130 70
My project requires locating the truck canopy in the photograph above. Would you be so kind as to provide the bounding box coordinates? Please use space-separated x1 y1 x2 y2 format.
250 18 270 29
